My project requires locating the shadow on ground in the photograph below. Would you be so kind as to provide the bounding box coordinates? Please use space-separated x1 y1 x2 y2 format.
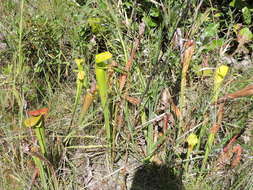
130 163 185 190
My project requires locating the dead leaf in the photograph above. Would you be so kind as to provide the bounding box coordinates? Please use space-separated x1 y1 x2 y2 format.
124 95 141 105
216 84 253 103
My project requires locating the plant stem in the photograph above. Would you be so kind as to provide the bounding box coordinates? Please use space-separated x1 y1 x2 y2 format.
17 0 24 75
201 133 214 171
95 63 112 150
33 157 48 190
35 126 47 156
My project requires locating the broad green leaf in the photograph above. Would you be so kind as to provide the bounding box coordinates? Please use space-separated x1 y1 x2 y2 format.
204 39 224 51
87 17 103 33
229 0 249 9
214 12 222 18
202 23 219 38
242 7 251 24
229 0 236 7
143 16 157 27
150 7 160 17
123 2 133 9
238 27 253 43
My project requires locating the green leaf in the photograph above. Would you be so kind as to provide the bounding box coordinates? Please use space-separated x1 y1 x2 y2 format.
202 23 219 38
98 1 107 9
214 12 222 18
87 17 103 33
229 0 249 9
204 39 224 51
229 0 236 7
238 27 253 42
242 7 251 24
143 16 157 27
123 2 133 9
150 7 160 17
